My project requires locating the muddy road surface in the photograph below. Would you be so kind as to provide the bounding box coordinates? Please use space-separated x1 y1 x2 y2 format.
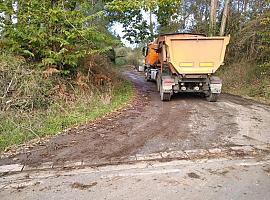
1 70 270 166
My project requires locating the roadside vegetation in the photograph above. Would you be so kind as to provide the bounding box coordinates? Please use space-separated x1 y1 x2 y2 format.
217 7 270 103
115 47 144 68
218 62 270 104
0 1 135 151
0 0 269 151
0 52 134 151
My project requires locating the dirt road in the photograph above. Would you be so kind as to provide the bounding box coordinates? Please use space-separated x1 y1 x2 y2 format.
0 69 270 166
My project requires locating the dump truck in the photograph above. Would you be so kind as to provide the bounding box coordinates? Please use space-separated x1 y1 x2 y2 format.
143 33 230 102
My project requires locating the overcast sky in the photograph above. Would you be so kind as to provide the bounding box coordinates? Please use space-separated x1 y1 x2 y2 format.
110 10 157 48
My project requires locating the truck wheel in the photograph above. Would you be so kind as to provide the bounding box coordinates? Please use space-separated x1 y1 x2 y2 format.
161 92 171 101
145 72 150 82
206 93 218 102
160 86 171 101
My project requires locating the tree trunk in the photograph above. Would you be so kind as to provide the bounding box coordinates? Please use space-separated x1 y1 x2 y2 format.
219 0 230 36
210 0 218 36
149 10 154 38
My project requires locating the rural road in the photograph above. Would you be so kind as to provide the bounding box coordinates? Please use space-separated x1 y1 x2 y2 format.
0 69 270 199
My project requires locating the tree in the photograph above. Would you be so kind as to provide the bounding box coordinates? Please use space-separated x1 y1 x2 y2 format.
106 0 182 44
220 0 230 36
106 0 150 44
154 0 182 34
210 0 218 35
0 0 119 71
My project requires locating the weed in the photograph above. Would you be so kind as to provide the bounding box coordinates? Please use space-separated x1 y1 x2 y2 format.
217 62 270 104
0 54 134 151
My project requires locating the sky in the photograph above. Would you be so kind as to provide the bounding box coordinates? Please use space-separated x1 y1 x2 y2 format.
111 22 134 48
110 10 158 48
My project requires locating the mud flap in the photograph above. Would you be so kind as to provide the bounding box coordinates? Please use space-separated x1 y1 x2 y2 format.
160 76 174 101
160 91 171 101
206 76 222 102
156 73 161 91
209 76 222 94
161 76 175 91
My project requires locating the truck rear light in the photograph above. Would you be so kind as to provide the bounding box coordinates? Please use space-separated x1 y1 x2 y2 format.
163 80 174 84
181 86 186 91
194 86 200 91
199 62 214 67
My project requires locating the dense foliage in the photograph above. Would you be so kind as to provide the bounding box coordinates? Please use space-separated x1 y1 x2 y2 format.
0 53 134 150
0 0 133 151
106 0 182 43
0 0 118 71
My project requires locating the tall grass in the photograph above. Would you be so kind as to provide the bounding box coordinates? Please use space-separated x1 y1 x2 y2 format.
217 62 270 103
0 54 134 151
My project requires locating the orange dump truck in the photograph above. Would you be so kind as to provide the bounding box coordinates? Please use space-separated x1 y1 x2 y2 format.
143 33 230 101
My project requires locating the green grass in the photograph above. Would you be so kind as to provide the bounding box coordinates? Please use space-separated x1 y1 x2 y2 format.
217 62 270 104
0 78 134 151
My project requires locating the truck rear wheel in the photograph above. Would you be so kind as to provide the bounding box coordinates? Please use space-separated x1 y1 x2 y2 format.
161 92 171 101
160 85 171 101
145 71 151 82
206 92 218 102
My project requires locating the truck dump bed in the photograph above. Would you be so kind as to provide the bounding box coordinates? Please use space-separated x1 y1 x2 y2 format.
163 34 230 74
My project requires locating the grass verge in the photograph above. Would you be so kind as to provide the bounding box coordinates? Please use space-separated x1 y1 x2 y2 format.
0 54 134 151
0 79 134 151
217 62 270 104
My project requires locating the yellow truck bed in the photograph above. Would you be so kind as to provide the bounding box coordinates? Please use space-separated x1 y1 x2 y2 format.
163 34 230 74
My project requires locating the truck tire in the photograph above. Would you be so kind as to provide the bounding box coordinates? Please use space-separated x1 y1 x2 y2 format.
160 84 171 101
161 92 171 101
145 71 151 82
206 92 218 102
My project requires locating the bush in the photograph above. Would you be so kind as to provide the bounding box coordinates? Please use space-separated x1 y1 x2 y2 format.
115 47 144 67
217 62 270 103
0 53 134 151
0 1 118 70
0 53 54 112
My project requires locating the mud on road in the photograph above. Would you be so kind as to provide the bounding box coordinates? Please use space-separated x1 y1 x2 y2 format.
1 70 270 166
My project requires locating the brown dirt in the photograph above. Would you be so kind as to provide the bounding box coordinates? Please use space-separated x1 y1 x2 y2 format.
0 70 270 167
71 182 97 190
